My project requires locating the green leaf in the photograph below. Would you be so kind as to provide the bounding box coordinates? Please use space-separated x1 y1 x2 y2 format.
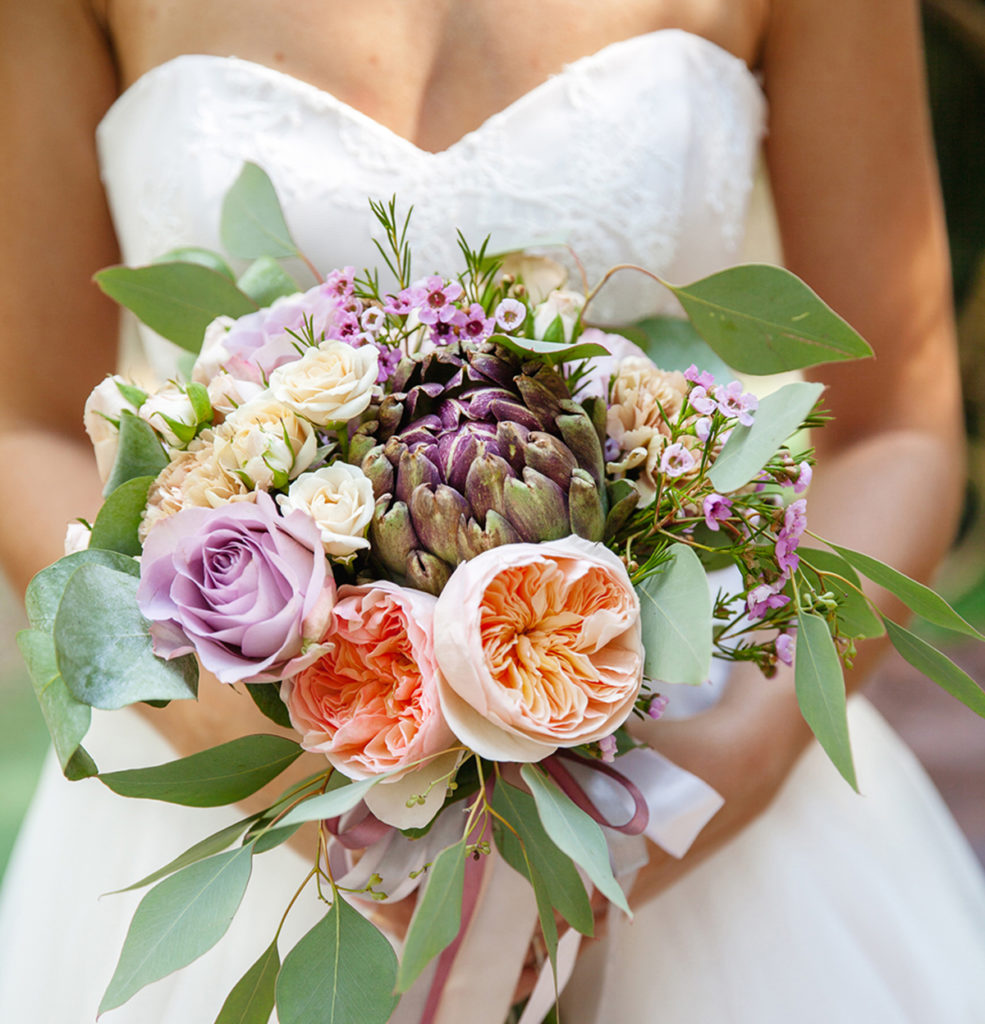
636 545 712 685
246 682 293 729
103 410 169 496
884 619 985 719
828 543 985 642
616 316 734 381
89 475 154 556
395 839 466 993
708 381 825 493
250 824 302 854
154 245 236 280
491 781 593 936
275 776 380 828
520 765 630 915
526 859 560 978
276 896 399 1024
215 939 280 1024
114 379 148 408
54 564 198 709
221 163 300 260
794 611 857 789
95 262 257 352
111 818 260 894
25 548 139 633
16 628 96 776
186 381 213 423
100 734 302 806
237 256 300 305
100 846 254 1014
667 264 873 374
797 548 884 640
489 333 609 366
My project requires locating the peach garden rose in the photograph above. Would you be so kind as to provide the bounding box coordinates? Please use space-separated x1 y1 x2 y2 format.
433 535 644 762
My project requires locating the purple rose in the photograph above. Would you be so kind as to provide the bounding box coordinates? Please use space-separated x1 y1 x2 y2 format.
137 492 336 683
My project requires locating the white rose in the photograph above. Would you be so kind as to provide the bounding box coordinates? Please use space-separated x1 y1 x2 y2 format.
206 371 265 417
139 382 198 448
268 341 378 426
191 315 237 384
83 375 144 484
63 521 91 555
215 393 317 489
276 463 375 557
532 289 586 342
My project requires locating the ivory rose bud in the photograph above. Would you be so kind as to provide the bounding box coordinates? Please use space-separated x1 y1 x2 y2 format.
83 375 144 483
63 522 91 555
433 536 643 762
276 463 374 558
214 393 317 490
136 492 335 683
268 341 378 427
206 371 265 417
532 289 586 342
498 252 568 306
139 381 199 448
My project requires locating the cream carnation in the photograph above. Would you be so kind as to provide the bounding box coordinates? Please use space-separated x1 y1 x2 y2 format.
268 341 378 426
276 463 375 558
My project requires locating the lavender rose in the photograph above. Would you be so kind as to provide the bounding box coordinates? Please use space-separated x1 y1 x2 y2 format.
136 492 336 683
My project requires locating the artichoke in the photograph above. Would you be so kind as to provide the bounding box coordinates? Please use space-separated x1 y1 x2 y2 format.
354 340 609 594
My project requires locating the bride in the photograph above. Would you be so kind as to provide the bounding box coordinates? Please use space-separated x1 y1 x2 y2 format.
2 0 985 1021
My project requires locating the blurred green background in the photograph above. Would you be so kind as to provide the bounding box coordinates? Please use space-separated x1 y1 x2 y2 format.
2 1 985 881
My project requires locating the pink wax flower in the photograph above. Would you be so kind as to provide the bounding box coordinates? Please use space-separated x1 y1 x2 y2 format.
702 493 733 531
136 492 335 684
776 632 796 666
746 578 790 621
417 276 464 325
432 536 643 762
714 381 758 426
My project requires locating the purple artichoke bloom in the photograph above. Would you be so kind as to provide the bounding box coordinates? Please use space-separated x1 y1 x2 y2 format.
136 492 336 683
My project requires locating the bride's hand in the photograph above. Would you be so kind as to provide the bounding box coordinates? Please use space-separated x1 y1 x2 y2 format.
625 660 813 908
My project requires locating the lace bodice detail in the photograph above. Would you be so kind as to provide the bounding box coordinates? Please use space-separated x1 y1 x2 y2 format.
96 30 765 379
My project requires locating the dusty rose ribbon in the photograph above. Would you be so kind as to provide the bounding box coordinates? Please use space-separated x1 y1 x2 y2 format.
544 750 649 835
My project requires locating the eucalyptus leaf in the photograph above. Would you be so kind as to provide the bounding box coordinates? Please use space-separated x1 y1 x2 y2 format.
154 246 236 280
829 543 985 641
489 333 609 365
89 475 154 556
395 839 466 993
794 611 857 790
95 262 257 353
520 765 630 914
667 264 873 374
491 781 593 936
221 163 300 260
100 846 254 1014
276 776 380 828
54 564 198 709
100 734 302 806
797 548 884 640
16 628 95 776
246 682 293 729
103 410 169 496
215 939 280 1024
526 859 560 978
25 548 139 633
250 823 302 855
616 316 734 381
636 545 712 686
884 619 985 719
276 896 399 1024
708 381 824 493
237 256 300 305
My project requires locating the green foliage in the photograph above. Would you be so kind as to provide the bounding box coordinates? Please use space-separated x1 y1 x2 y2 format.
237 256 300 305
667 264 873 374
103 410 169 496
276 776 381 828
796 548 884 640
100 846 254 1014
246 682 293 729
794 611 857 790
489 333 610 366
221 163 300 260
395 839 466 993
636 545 713 686
100 734 303 806
520 764 629 914
617 315 734 380
708 381 824 493
153 245 236 280
276 896 399 1024
25 549 139 632
53 564 198 709
89 475 155 556
215 939 280 1024
95 262 256 352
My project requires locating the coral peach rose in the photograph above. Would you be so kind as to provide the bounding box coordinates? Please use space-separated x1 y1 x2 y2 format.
433 536 643 761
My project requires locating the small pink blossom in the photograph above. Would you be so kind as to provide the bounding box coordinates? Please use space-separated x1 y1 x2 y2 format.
660 442 696 479
702 493 732 531
646 694 670 720
688 385 717 416
599 735 618 763
417 276 464 325
714 381 758 427
776 632 795 666
684 364 716 389
461 303 494 341
746 578 790 620
794 461 813 494
494 298 527 333
695 416 712 443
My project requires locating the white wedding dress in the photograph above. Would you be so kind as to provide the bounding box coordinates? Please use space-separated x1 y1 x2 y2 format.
2 29 984 1024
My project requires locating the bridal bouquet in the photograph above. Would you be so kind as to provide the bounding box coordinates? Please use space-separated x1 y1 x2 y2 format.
19 164 985 1024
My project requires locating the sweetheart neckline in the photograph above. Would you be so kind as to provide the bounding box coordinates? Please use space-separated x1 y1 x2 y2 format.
98 28 763 158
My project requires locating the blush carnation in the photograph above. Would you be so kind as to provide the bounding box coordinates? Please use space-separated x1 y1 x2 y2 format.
136 492 335 683
433 535 643 762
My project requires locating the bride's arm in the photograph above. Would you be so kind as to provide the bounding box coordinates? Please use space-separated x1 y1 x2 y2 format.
627 0 965 904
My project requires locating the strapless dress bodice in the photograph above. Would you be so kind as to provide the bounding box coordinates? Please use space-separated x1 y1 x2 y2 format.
96 30 765 377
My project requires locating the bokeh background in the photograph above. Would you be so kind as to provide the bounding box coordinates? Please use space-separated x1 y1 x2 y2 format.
2 1 984 881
